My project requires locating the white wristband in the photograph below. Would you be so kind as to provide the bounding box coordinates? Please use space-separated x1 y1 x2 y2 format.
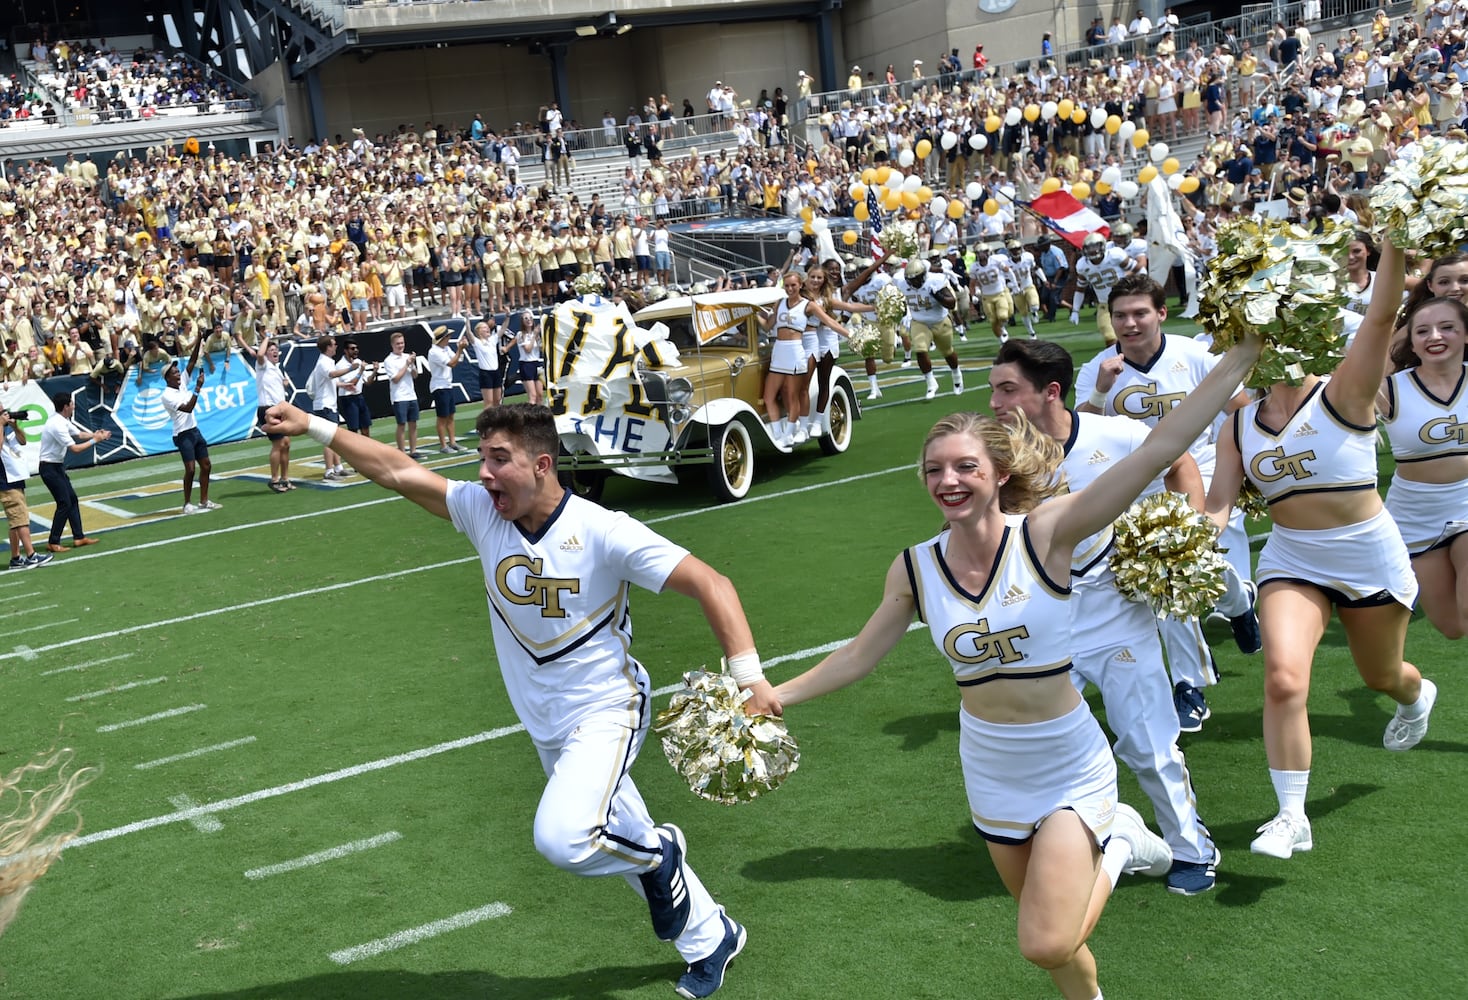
306 414 337 446
725 650 765 686
1087 389 1109 410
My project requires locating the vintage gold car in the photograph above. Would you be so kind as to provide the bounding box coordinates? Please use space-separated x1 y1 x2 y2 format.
552 289 859 503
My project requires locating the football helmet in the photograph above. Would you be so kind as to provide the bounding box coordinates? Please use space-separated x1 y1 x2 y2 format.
1112 222 1133 244
1082 232 1107 263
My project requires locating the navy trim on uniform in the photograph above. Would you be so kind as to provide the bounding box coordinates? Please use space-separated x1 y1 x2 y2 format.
975 823 1033 846
1254 381 1323 437
1265 483 1375 505
1410 364 1467 408
956 661 1072 686
517 488 571 544
1382 376 1397 422
1259 577 1406 609
1231 407 1243 451
935 526 1009 605
1022 520 1071 595
1075 535 1116 578
1420 525 1468 554
1320 389 1377 433
1397 447 1468 463
903 548 924 623
486 592 618 667
1061 409 1081 457
1121 336 1168 374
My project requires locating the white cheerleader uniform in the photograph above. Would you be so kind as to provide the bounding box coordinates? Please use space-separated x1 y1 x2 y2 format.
1381 364 1468 554
771 296 810 375
1239 382 1418 607
905 515 1118 846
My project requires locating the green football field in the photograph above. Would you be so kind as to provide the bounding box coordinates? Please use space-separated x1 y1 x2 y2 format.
0 315 1462 1000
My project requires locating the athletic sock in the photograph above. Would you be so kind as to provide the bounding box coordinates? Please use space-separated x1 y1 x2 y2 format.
1399 686 1432 719
1100 837 1132 890
1269 768 1310 818
868 374 879 391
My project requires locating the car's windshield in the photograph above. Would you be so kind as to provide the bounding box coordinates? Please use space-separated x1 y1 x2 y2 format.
661 317 750 351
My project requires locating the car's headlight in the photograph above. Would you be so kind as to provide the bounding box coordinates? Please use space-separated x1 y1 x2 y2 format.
666 377 694 404
669 404 691 425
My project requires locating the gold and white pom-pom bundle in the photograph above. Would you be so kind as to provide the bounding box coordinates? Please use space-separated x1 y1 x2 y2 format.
874 282 908 332
1369 136 1468 257
1109 492 1228 619
1197 217 1353 389
879 220 920 262
1235 478 1269 522
571 271 606 296
655 670 799 805
846 317 883 359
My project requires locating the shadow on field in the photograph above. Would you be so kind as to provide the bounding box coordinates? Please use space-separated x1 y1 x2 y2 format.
1331 684 1468 754
740 830 1007 902
881 711 958 751
170 964 677 1000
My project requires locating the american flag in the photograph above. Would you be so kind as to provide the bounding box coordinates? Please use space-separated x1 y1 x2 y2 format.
866 184 886 257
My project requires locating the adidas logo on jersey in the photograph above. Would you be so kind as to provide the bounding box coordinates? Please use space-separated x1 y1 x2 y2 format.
1088 449 1110 465
1114 648 1136 663
1170 360 1188 373
1001 583 1030 606
559 534 584 552
1294 422 1318 437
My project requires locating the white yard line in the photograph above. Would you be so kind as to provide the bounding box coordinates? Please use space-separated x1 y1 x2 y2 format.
244 831 403 880
0 617 78 638
135 736 257 771
40 652 134 676
327 902 513 965
68 628 908 851
96 704 207 733
0 590 39 604
0 603 55 618
66 676 168 702
167 793 224 834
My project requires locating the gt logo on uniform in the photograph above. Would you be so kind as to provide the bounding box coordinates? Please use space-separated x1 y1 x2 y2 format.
943 618 1029 665
1250 446 1317 483
1114 381 1187 419
1419 415 1468 446
495 554 580 618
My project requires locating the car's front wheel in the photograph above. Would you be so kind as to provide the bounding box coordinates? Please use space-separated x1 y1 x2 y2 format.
558 448 608 503
707 420 754 503
819 380 854 456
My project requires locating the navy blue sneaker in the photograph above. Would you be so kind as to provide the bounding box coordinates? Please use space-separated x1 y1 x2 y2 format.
1230 581 1261 654
1166 852 1218 896
640 823 690 942
1175 682 1208 734
675 914 746 999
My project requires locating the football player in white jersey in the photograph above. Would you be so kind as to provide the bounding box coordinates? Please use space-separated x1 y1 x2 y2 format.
1111 222 1148 274
967 244 1016 345
989 337 1255 896
901 259 964 399
1074 274 1258 734
769 330 1264 998
1005 239 1043 339
261 402 774 1000
843 257 898 400
1066 232 1137 346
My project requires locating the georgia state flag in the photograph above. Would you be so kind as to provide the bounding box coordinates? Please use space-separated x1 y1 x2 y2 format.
1027 190 1110 248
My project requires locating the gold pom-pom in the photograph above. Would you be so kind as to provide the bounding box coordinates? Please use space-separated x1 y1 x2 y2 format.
1109 492 1228 619
1235 479 1269 521
846 317 882 359
1197 217 1352 389
655 670 798 805
879 220 920 261
1369 136 1468 256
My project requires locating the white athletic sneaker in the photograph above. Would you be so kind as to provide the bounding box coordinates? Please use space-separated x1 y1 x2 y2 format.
924 377 939 401
952 371 964 395
865 387 883 401
201 500 222 511
790 425 808 445
999 331 1009 343
1250 813 1313 859
182 503 202 515
1112 802 1172 876
900 358 914 369
1383 678 1437 751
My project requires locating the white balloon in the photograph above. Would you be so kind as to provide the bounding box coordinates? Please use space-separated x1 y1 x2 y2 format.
1118 120 1136 141
1005 107 1022 127
897 148 915 168
884 169 904 190
1091 107 1107 129
931 196 948 218
1041 101 1058 121
1150 142 1170 163
787 229 802 244
811 217 829 233
969 134 987 150
965 181 983 200
1116 180 1139 200
941 131 958 150
1167 173 1185 190
902 173 923 193
1100 165 1123 187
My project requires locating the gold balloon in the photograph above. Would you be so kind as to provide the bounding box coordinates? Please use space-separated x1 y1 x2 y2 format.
985 114 1002 132
1138 164 1159 183
1024 104 1040 122
946 199 966 219
799 205 814 222
1162 157 1180 176
1094 181 1112 195
983 198 1000 216
917 185 933 203
851 183 867 200
861 167 877 185
842 230 859 245
1056 99 1074 120
883 189 903 211
1072 182 1092 200
875 166 892 185
1179 176 1200 194
1132 128 1151 149
900 190 920 210
1105 114 1122 134
915 139 933 160
1070 108 1087 124
806 159 818 174
1041 177 1062 194
803 221 814 234
853 201 871 221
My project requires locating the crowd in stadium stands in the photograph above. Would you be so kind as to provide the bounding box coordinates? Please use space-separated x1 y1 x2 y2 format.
27 38 250 122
